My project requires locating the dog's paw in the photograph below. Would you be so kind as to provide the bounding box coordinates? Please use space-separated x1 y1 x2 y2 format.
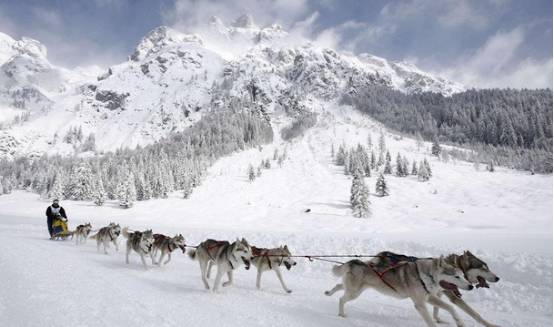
338 313 346 318
324 291 331 296
222 281 232 287
285 289 292 294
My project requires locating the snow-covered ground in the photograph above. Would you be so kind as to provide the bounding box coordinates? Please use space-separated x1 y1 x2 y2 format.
0 108 551 326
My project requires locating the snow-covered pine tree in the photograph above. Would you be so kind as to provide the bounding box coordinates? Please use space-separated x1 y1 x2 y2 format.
264 159 271 169
431 137 441 156
118 174 136 208
402 156 410 176
65 163 94 200
418 161 430 181
350 172 370 218
331 144 335 158
93 177 105 206
423 158 432 177
375 173 389 197
273 149 279 161
367 133 373 150
377 151 384 167
256 165 262 177
356 144 371 177
49 172 65 200
335 144 346 165
395 153 405 177
343 151 351 175
411 160 418 175
248 164 256 182
384 157 392 175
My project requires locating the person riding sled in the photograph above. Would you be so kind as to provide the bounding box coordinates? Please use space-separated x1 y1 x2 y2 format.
46 199 68 239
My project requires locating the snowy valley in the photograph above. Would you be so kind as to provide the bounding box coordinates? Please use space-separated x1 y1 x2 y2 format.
0 12 552 327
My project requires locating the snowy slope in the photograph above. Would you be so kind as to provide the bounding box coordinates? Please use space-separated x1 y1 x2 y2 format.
0 107 550 327
0 16 464 158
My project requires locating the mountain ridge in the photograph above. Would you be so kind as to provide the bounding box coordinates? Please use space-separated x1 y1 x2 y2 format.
0 16 464 159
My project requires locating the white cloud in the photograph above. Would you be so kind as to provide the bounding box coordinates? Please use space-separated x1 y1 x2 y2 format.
439 27 552 88
163 0 310 31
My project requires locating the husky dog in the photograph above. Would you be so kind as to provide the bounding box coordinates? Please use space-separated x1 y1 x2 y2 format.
433 251 501 327
122 227 154 269
188 238 252 292
73 223 92 245
89 222 121 254
325 253 473 327
251 245 297 293
151 233 186 266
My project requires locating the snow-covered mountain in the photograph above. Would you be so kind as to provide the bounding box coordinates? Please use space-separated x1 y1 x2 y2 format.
0 15 464 158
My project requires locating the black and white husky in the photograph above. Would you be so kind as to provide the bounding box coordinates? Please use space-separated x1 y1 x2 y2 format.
89 222 121 254
151 233 186 266
72 223 92 245
122 227 154 269
188 238 252 291
251 245 297 293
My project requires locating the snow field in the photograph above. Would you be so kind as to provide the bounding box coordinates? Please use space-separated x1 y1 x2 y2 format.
0 108 551 326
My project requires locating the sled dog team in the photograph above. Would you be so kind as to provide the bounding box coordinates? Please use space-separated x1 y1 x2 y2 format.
71 222 500 327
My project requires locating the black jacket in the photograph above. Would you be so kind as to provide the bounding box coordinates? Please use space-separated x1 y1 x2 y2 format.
46 205 67 219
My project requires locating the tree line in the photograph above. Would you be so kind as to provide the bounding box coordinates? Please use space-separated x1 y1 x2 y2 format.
342 87 552 173
0 110 273 205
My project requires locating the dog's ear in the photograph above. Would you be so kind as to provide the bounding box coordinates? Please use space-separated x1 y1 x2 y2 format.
284 245 289 250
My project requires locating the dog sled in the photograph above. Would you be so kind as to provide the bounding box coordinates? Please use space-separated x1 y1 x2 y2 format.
51 216 71 240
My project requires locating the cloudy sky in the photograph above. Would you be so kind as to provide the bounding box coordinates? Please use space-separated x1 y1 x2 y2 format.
0 0 551 88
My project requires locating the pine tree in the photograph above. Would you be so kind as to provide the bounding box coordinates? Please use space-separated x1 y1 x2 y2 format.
93 177 105 206
49 172 65 200
256 165 262 177
402 156 410 176
377 151 384 167
375 173 389 197
384 157 392 175
367 133 372 150
66 163 94 200
350 172 370 218
335 144 346 165
331 144 335 158
248 164 256 182
264 159 271 169
431 137 441 157
418 161 430 181
411 160 418 175
423 158 432 177
395 153 405 177
273 149 279 161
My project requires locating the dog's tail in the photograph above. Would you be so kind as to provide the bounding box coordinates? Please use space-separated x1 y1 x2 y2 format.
332 263 350 277
89 232 98 240
121 227 131 238
187 249 197 260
